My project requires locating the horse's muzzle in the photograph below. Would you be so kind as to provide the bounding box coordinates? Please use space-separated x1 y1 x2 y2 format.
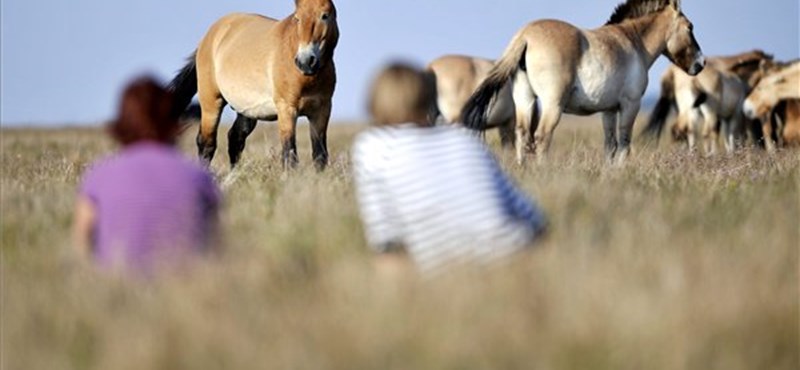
295 55 320 76
743 100 758 119
687 55 705 76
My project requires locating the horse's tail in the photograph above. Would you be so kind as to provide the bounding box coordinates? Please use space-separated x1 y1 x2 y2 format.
461 30 527 130
424 65 443 124
640 70 676 143
168 52 198 119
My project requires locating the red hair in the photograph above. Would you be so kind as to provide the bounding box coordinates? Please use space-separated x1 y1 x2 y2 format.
110 76 180 146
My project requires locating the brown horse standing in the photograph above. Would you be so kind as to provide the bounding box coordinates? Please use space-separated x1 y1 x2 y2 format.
462 0 704 164
170 0 339 170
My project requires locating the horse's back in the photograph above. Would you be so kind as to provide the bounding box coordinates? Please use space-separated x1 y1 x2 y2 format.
202 13 280 57
429 55 510 124
197 13 283 119
523 20 584 66
428 55 487 123
429 55 492 92
528 20 644 111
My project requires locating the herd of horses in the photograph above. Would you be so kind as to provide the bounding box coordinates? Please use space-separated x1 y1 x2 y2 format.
640 50 800 154
168 0 798 170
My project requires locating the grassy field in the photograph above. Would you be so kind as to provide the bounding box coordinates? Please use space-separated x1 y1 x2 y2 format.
2 117 798 369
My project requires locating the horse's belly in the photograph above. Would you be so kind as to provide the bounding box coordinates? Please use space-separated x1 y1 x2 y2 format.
565 63 645 115
220 84 278 120
565 85 619 115
238 100 278 121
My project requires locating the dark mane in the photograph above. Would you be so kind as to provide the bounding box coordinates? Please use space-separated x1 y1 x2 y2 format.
778 59 800 69
606 0 672 25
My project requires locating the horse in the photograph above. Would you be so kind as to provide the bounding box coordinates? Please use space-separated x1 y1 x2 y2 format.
427 55 516 147
770 100 800 147
461 0 704 165
640 50 773 152
672 65 747 155
169 0 339 170
744 60 800 149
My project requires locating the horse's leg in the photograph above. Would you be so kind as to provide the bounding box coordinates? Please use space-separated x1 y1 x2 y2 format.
277 104 299 169
699 105 718 156
684 109 702 154
762 118 776 152
512 70 536 165
498 119 516 150
615 100 641 163
727 115 743 154
227 114 258 168
532 99 563 161
720 115 739 154
197 93 226 164
602 111 618 162
776 112 786 148
309 104 331 171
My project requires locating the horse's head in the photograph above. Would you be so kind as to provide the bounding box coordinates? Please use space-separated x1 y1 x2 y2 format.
292 0 338 76
744 63 799 119
662 0 704 76
728 53 775 89
746 59 777 89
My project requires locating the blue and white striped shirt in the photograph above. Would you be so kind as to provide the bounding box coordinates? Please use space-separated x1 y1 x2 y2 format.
352 124 547 271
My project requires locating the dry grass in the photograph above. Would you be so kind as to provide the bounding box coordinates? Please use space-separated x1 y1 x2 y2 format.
2 117 798 370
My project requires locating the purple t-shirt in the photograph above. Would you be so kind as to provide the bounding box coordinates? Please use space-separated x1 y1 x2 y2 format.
79 142 221 272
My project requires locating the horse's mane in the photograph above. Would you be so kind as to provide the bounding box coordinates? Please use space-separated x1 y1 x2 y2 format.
731 50 773 64
606 0 672 25
776 59 800 69
760 58 800 75
716 50 774 71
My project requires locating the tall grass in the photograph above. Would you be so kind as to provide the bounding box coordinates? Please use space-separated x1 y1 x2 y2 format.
2 119 798 369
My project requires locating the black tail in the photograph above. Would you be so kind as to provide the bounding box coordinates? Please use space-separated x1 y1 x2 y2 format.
168 52 198 120
639 70 676 143
461 30 527 131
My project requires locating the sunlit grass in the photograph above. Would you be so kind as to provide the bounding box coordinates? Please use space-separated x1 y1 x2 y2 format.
2 118 798 369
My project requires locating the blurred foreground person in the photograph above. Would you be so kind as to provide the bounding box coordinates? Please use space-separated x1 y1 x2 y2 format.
73 76 221 274
353 63 547 272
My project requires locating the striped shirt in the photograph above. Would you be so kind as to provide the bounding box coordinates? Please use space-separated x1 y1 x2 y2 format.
352 124 547 271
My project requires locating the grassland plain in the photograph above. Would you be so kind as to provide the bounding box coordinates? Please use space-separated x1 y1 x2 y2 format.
2 117 798 370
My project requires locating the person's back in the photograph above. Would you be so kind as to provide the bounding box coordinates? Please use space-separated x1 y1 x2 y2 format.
74 77 220 274
353 63 546 272
80 143 219 271
354 124 545 271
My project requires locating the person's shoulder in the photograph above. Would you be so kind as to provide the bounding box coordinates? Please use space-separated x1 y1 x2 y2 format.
430 125 486 147
437 124 479 137
81 150 123 179
134 145 212 181
78 151 122 195
175 154 214 180
142 145 201 169
353 127 399 154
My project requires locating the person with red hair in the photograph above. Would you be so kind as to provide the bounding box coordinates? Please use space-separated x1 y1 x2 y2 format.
73 76 221 274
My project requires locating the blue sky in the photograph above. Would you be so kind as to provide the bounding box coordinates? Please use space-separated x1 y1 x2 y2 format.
1 0 798 126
